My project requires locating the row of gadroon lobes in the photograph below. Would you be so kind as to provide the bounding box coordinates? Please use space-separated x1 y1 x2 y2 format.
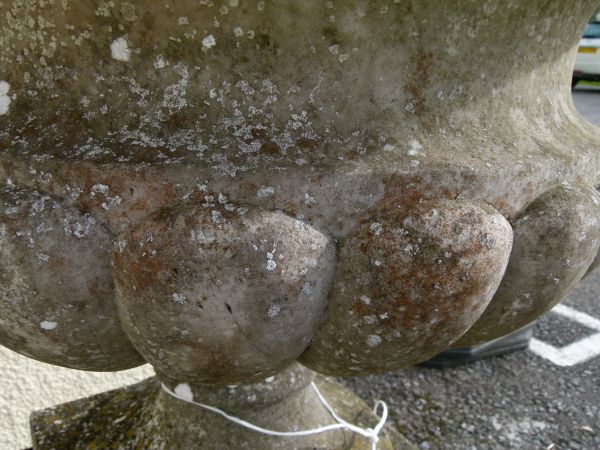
1 181 598 382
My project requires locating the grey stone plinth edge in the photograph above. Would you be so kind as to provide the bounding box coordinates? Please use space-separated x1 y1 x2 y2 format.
30 376 414 450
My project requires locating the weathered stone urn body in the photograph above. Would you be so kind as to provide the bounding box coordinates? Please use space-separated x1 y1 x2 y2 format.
1 0 599 448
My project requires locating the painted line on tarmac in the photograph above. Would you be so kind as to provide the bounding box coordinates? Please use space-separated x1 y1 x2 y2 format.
552 304 600 331
529 304 600 367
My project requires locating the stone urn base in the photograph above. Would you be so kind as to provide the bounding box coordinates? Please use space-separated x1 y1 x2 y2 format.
30 372 413 450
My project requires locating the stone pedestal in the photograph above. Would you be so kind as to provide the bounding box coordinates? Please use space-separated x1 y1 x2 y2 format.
31 366 412 450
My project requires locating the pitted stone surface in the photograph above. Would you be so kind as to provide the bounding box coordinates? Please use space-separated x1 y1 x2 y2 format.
1 0 600 229
300 200 512 375
0 184 142 370
1 0 600 447
456 183 600 346
113 205 334 384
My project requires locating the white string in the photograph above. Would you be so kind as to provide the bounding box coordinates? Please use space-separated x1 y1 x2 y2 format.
161 381 388 450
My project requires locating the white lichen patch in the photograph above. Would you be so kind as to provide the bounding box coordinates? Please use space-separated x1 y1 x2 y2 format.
339 53 350 63
366 334 382 347
370 222 383 236
267 304 281 318
111 37 131 62
190 229 215 244
116 239 128 252
407 139 424 156
90 183 109 195
266 251 277 271
172 293 188 304
40 320 58 330
0 81 11 116
30 196 49 213
62 214 97 239
211 210 224 224
257 186 275 198
163 62 189 110
202 34 216 49
154 55 167 69
301 282 313 295
96 1 116 17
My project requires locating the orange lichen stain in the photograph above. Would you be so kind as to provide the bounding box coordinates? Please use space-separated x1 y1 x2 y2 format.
347 203 496 348
373 175 458 218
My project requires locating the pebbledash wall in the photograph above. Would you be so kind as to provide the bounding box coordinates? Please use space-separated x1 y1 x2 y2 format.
0 346 153 449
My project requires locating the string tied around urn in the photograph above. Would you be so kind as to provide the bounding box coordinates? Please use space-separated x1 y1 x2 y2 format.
161 380 389 450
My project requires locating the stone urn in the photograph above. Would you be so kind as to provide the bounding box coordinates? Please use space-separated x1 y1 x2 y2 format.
1 1 599 448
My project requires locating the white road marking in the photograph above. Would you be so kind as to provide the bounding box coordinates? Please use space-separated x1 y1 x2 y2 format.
528 304 600 367
551 304 600 331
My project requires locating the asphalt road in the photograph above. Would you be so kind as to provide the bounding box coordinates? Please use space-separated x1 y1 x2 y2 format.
573 84 600 125
343 91 600 450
